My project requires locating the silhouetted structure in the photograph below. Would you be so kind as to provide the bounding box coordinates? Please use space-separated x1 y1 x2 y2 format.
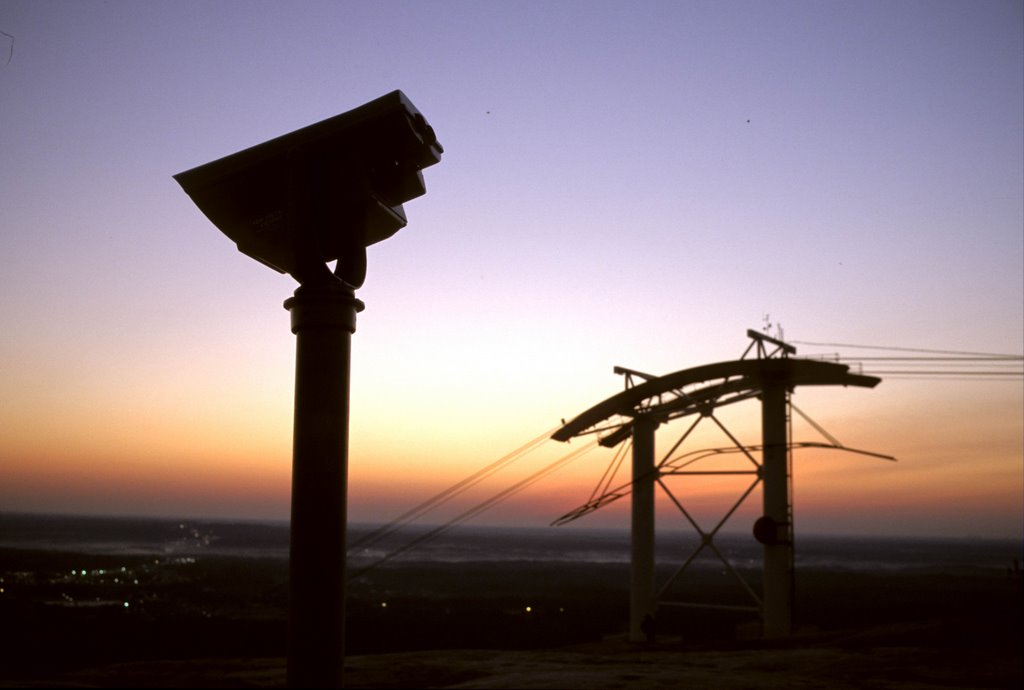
552 330 891 641
175 90 441 688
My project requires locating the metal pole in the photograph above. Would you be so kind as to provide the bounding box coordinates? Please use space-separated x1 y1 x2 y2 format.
630 414 657 642
283 283 364 688
760 382 792 638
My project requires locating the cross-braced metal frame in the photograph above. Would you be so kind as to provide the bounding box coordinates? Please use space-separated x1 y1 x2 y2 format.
551 331 890 641
654 410 774 618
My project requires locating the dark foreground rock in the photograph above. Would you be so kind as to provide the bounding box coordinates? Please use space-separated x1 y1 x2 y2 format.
3 617 1021 689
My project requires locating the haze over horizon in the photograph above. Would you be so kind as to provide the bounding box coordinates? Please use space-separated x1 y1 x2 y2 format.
1 1 1021 540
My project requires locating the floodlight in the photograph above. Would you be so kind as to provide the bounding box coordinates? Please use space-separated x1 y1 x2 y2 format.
174 90 442 287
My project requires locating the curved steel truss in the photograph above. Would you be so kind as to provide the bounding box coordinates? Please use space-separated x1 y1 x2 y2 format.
553 331 880 448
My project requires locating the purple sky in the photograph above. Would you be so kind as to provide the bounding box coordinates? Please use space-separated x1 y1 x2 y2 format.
1 1 1021 538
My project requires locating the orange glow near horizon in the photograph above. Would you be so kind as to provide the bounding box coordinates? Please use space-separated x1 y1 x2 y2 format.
3 358 1021 540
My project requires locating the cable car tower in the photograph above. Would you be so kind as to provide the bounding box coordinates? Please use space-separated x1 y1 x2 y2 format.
551 330 892 641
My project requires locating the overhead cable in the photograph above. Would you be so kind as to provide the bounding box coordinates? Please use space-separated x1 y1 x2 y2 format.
348 426 556 553
349 438 599 579
790 340 1022 358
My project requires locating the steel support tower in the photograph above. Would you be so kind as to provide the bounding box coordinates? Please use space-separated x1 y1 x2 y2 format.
552 331 887 641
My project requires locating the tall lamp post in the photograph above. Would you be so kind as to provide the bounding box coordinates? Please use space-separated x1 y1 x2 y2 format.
174 91 442 688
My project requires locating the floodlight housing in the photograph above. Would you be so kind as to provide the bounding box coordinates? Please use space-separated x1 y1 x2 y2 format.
174 90 442 287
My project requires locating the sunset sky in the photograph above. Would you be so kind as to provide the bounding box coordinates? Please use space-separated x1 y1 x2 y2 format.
1 1 1021 540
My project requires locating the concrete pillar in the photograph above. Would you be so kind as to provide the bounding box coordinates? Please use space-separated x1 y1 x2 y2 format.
760 383 792 638
630 414 657 642
283 283 363 688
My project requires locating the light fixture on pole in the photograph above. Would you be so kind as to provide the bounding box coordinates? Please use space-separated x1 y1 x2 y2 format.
174 90 442 688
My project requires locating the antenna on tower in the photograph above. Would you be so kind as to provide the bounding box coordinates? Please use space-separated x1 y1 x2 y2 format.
762 313 784 341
